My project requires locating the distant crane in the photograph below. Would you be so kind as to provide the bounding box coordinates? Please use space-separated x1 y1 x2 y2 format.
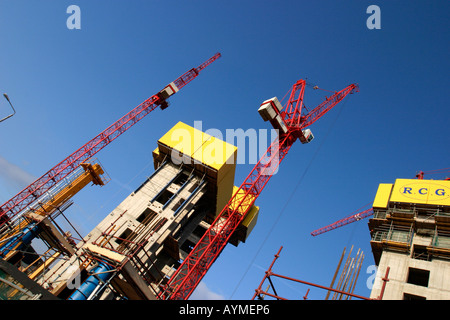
415 168 450 180
161 79 359 300
0 53 221 230
311 207 374 237
310 168 450 237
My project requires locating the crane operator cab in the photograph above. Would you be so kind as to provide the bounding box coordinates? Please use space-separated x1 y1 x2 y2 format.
258 97 314 144
300 129 314 144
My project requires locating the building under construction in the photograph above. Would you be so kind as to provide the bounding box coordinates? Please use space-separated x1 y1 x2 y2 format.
368 177 450 300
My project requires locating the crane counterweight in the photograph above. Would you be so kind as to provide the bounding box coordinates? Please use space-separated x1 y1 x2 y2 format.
156 82 179 110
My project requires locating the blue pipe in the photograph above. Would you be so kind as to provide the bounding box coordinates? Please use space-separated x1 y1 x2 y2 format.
0 224 38 258
68 261 114 300
162 173 194 210
173 180 206 217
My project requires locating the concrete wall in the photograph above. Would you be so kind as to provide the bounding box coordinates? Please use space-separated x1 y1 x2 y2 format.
370 250 450 300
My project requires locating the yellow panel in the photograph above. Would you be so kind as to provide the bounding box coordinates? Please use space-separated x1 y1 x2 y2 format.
216 168 236 216
155 122 238 216
152 147 159 158
241 205 259 229
229 186 257 215
230 184 259 243
389 179 450 206
192 134 236 172
152 147 160 170
157 121 237 171
373 183 393 208
241 205 259 242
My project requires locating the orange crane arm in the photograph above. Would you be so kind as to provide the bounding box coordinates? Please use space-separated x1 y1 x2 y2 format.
0 161 108 258
34 162 107 216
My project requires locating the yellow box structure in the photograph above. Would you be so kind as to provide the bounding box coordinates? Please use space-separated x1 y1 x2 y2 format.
153 121 237 216
373 183 394 209
228 186 260 246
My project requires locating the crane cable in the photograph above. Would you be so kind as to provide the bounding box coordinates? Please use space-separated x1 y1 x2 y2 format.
306 81 336 94
280 81 337 116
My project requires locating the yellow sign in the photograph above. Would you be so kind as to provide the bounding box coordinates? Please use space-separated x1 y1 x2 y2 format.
389 179 450 206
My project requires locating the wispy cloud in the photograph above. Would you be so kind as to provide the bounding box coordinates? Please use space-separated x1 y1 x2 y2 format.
189 281 225 300
0 155 36 194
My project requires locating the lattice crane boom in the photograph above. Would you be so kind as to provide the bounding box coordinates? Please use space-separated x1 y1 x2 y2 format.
0 53 221 227
297 84 359 129
162 79 359 300
310 208 374 237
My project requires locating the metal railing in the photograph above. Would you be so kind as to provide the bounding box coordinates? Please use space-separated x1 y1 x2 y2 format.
371 222 413 246
431 229 450 250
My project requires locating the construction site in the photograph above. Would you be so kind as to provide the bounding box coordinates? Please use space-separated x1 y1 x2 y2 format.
255 171 450 300
0 51 449 301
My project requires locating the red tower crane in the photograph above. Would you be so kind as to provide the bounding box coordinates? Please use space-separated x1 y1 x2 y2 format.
161 79 359 300
310 168 450 236
0 53 221 228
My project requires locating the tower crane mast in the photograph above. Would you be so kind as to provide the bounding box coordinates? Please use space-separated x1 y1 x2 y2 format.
0 53 221 228
162 79 359 300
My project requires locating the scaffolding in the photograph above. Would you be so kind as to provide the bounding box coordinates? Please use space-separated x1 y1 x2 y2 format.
428 227 450 259
252 246 390 301
372 223 413 244
326 246 364 300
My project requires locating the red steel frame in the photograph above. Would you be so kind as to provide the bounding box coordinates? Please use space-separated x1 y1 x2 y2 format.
162 79 359 300
251 246 390 300
0 53 221 228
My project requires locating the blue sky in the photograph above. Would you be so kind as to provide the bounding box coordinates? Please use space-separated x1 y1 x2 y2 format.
0 1 449 300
